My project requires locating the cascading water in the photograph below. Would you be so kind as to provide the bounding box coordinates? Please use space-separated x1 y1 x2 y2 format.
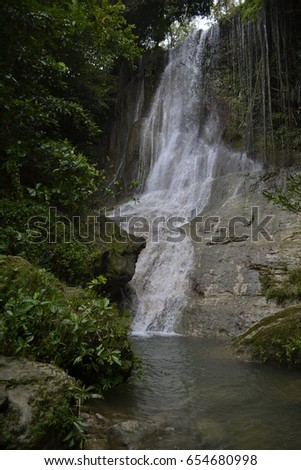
110 25 260 335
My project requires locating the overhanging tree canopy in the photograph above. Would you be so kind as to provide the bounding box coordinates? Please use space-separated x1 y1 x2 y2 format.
123 0 214 45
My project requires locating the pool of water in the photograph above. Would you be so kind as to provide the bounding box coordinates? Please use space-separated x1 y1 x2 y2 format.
92 336 301 449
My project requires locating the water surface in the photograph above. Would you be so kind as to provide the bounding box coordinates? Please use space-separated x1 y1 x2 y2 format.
94 336 301 449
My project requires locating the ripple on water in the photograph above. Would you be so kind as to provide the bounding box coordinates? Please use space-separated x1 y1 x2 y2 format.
91 337 301 449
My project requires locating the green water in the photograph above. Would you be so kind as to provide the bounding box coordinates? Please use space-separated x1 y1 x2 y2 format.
93 336 301 449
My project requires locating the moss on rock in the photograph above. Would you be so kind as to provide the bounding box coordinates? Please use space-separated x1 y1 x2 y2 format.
96 217 146 300
233 305 301 366
0 356 78 449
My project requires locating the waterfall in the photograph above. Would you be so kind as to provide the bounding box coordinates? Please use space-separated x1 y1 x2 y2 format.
110 26 260 336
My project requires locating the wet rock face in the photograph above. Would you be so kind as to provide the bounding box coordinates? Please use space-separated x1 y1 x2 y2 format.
95 216 146 301
0 356 76 449
179 170 301 338
100 228 146 301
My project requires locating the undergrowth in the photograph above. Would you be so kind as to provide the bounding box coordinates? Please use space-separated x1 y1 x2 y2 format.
0 255 137 389
260 265 301 305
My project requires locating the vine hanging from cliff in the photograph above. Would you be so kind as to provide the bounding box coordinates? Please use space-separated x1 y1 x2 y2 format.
216 0 301 163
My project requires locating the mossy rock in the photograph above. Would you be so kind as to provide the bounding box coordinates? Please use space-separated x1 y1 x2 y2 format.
233 305 301 366
97 217 146 300
0 356 77 449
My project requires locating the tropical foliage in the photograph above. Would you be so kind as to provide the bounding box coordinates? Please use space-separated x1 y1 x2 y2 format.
0 4 141 447
0 256 136 390
0 0 140 208
263 174 301 215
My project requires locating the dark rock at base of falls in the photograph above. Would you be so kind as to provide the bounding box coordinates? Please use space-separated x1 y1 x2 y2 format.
0 356 77 449
95 215 146 301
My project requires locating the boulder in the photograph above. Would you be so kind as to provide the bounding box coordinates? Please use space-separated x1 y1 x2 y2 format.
0 356 77 449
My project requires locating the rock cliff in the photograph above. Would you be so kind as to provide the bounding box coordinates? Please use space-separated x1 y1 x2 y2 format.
180 170 301 337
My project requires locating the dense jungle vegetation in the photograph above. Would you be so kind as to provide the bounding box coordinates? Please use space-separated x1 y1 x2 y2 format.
0 0 140 392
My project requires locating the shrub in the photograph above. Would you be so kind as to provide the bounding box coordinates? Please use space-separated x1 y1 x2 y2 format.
0 198 105 285
262 266 301 305
0 255 136 390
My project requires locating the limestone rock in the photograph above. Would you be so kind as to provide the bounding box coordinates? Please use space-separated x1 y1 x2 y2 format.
0 356 77 449
179 170 301 337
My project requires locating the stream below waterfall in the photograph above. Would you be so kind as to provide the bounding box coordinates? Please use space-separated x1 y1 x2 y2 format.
91 336 301 450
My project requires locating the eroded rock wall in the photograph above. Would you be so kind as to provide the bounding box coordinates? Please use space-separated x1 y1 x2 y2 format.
179 170 301 337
